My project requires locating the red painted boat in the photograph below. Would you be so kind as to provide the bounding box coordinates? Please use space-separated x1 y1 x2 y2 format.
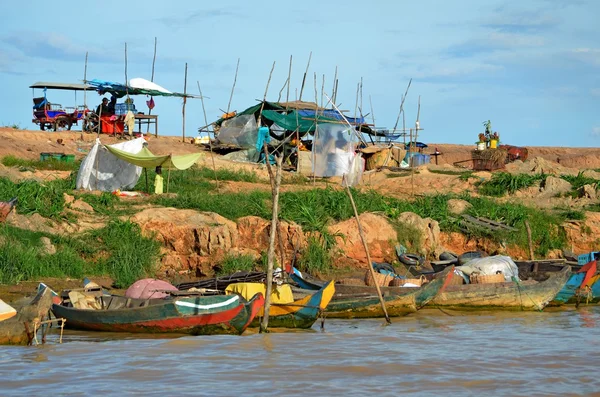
51 292 264 336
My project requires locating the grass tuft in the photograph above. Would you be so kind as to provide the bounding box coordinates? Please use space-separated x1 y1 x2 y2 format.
478 173 546 196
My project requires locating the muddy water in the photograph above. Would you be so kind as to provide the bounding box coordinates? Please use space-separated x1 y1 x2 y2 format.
2 307 599 396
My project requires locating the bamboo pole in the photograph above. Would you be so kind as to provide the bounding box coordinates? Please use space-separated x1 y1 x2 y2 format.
344 177 391 324
525 220 535 260
148 37 157 134
257 61 276 127
369 95 376 141
298 51 312 101
332 66 338 104
392 78 413 132
182 62 188 143
198 81 220 191
285 55 292 105
263 143 287 277
83 52 88 115
227 58 240 114
260 154 283 333
124 43 130 139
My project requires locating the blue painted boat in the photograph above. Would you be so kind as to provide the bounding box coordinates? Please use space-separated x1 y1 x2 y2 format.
553 273 586 305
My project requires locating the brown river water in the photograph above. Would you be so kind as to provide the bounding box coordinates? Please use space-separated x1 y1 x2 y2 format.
2 307 599 396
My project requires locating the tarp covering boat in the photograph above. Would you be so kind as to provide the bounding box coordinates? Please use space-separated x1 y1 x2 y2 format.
456 255 520 282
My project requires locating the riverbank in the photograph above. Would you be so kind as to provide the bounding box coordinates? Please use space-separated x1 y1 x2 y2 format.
1 128 599 296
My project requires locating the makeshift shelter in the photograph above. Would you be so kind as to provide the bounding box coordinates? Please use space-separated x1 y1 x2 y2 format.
76 138 147 191
104 145 201 194
312 123 363 185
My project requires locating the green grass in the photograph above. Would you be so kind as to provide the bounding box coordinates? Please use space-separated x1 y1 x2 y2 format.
0 221 160 287
464 196 567 256
560 172 599 191
477 172 546 196
0 175 75 219
2 155 80 171
428 169 476 181
297 237 332 276
555 208 586 221
214 253 257 276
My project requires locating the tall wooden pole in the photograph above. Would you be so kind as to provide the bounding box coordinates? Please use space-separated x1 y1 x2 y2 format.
227 58 240 114
198 81 220 191
257 61 276 127
83 52 88 110
392 78 413 132
148 37 157 134
344 177 391 324
285 55 292 105
332 66 338 104
298 51 312 102
260 154 283 333
182 62 188 143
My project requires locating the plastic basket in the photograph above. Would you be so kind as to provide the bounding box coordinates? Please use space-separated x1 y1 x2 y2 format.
114 103 137 116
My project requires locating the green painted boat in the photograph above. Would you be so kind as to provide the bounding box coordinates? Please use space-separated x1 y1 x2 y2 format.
51 293 264 336
324 266 455 319
429 266 571 311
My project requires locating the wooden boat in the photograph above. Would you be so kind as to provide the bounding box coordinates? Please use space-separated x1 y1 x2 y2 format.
312 266 455 319
249 281 335 329
429 266 571 311
516 260 599 306
0 287 53 345
51 292 264 336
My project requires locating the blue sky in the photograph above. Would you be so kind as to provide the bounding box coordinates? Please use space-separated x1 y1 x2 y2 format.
1 0 598 147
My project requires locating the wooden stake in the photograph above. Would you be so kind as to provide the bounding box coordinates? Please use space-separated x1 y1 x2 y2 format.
148 37 157 134
227 58 240 114
369 95 376 140
83 52 88 113
332 66 338 104
257 61 276 126
198 81 220 191
182 62 188 143
344 177 391 324
392 78 412 132
298 51 312 101
285 55 292 105
525 220 535 260
260 154 283 333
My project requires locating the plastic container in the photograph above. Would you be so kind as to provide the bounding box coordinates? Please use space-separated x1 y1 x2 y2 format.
39 153 75 162
578 252 600 265
490 139 498 149
476 142 486 151
114 103 137 116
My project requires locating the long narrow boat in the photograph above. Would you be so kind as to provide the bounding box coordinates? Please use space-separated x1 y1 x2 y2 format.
429 266 571 311
249 281 335 329
516 260 599 306
321 266 455 319
51 293 264 336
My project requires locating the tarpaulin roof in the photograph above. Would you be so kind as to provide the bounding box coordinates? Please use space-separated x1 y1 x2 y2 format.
104 146 201 170
87 79 196 99
261 110 340 133
297 109 365 125
30 82 93 91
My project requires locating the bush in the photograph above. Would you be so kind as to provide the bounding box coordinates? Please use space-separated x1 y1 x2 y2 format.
214 253 257 276
478 173 546 197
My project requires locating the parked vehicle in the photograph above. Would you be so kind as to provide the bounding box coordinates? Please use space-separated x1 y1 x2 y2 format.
30 82 91 131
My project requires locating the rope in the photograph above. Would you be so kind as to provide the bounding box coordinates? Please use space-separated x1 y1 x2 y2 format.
511 276 544 312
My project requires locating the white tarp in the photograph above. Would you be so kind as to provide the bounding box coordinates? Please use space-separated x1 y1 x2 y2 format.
76 138 146 191
456 255 520 282
128 78 172 94
312 123 363 185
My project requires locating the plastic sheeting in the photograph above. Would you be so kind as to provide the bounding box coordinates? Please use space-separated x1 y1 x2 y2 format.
104 146 201 170
312 123 363 185
456 255 520 282
216 114 258 148
76 138 146 192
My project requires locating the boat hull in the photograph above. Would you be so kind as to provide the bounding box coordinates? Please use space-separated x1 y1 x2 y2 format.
325 267 454 319
250 281 335 329
429 267 570 311
51 293 264 336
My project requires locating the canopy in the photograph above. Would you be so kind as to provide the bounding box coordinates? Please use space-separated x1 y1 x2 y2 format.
30 82 93 91
104 145 201 170
87 79 196 99
262 109 340 133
